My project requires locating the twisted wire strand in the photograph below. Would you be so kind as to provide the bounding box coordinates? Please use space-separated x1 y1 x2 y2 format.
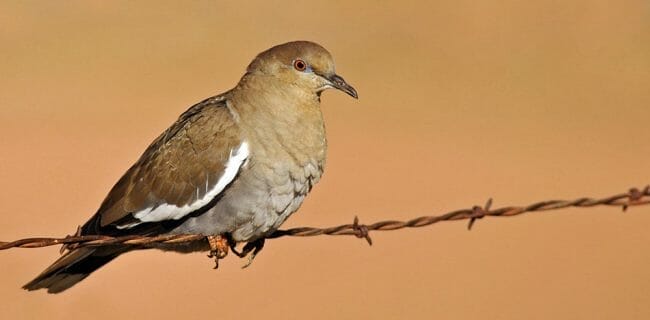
1 185 648 250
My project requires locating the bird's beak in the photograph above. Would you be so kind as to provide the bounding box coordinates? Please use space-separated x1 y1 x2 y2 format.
327 74 358 99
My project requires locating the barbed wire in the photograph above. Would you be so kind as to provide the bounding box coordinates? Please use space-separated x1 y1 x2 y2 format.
1 185 648 251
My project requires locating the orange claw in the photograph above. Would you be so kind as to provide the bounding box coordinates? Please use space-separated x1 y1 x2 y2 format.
206 235 229 269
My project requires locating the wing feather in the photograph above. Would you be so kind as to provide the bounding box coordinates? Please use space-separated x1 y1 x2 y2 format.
82 95 244 233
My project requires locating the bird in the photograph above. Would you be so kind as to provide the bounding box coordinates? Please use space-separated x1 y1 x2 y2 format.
23 40 358 293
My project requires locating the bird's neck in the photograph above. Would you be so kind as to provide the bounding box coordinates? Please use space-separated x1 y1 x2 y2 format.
230 74 327 167
235 73 320 105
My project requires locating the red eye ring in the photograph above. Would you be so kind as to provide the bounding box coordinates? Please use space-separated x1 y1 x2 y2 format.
293 59 307 71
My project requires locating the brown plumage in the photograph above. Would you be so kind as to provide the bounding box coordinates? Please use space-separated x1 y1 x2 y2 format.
24 41 357 293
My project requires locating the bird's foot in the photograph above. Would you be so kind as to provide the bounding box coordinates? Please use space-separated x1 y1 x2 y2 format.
231 238 265 269
206 235 229 269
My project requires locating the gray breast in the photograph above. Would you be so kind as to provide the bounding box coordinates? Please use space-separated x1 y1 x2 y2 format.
231 158 323 241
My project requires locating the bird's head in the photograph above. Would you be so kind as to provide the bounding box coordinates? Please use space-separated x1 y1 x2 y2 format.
246 41 358 99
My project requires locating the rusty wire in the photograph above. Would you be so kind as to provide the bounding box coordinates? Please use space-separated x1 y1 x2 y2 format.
1 185 648 251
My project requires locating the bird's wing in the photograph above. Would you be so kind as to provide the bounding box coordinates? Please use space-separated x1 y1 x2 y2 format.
81 95 246 234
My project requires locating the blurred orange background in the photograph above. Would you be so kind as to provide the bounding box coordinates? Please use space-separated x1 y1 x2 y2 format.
1 1 649 319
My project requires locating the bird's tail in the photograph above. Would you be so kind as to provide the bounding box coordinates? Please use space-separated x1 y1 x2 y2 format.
23 247 126 293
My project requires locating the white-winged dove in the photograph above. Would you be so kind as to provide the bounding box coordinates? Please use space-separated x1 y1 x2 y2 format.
24 41 357 293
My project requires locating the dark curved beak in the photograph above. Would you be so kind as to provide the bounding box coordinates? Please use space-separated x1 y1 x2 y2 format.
328 74 358 99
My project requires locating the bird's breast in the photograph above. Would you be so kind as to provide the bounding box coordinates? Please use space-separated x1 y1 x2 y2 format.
218 94 328 239
242 103 327 225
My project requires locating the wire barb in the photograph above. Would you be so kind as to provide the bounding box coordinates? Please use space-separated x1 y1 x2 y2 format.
352 216 372 246
468 198 492 230
623 186 650 212
1 185 649 251
59 225 82 254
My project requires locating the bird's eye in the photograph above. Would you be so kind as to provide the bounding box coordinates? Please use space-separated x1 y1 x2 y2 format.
293 59 307 72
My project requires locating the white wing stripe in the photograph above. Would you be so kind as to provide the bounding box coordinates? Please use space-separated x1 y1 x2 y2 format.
120 141 249 228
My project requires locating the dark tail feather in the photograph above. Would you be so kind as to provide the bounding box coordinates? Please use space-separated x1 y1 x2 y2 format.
23 247 125 293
